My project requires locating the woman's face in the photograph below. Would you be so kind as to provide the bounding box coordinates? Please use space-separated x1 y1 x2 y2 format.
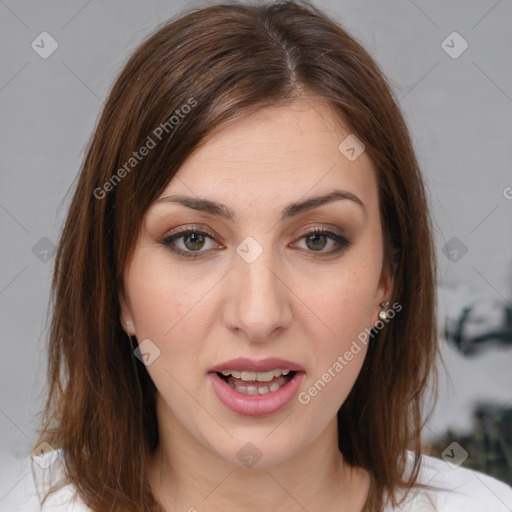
120 98 393 469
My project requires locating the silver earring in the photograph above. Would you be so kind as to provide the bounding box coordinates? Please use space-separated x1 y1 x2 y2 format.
122 313 132 327
379 302 390 321
126 321 135 336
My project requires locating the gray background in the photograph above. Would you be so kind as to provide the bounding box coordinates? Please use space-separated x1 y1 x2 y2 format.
1 0 511 504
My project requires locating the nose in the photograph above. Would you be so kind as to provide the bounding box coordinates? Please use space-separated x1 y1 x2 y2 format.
223 246 292 342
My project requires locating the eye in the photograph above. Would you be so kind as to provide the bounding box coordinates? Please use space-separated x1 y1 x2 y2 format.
159 226 220 259
293 227 350 255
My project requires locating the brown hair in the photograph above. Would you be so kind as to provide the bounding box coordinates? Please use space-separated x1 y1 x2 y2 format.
33 1 439 510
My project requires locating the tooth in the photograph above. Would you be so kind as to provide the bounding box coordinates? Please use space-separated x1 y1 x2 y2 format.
258 386 269 394
256 371 275 382
269 383 280 392
246 386 258 395
241 371 256 381
223 368 293 381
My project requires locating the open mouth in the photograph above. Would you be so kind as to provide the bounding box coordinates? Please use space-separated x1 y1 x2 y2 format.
216 369 296 396
209 365 305 416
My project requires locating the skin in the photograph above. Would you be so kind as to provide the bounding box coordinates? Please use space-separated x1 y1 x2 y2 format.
119 97 394 512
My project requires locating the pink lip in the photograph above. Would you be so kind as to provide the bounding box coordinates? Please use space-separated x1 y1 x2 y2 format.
208 357 305 373
208 371 305 417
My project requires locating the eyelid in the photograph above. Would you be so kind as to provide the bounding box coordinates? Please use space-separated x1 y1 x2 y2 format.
161 223 346 242
294 223 346 239
161 224 219 242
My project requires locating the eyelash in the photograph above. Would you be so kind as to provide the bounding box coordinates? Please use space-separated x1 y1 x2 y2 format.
159 225 351 260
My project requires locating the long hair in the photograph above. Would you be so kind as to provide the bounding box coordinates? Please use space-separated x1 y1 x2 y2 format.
33 1 439 510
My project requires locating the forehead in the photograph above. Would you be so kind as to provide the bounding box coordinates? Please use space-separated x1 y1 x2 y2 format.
155 98 378 217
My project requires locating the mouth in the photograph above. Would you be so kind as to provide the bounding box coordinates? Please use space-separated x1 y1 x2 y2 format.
208 358 305 417
216 369 296 396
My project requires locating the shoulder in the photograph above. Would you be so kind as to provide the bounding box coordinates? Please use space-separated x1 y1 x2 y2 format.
3 448 90 511
383 450 512 511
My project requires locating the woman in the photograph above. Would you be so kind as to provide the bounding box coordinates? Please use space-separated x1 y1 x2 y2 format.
12 1 512 511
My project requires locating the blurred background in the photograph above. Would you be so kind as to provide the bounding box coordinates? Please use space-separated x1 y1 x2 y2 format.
1 0 511 505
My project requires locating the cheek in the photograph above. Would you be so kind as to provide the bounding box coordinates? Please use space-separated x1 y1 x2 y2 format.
296 273 373 417
305 284 371 384
319 276 372 331
125 251 222 401
126 250 210 341
300 260 380 346
295 248 381 402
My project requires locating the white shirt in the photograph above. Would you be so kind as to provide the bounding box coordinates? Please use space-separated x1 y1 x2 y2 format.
3 449 512 511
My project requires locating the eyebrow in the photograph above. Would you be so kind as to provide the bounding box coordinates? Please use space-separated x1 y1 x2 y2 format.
156 189 365 221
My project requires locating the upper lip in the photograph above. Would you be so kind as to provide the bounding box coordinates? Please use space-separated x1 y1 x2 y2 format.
209 357 305 373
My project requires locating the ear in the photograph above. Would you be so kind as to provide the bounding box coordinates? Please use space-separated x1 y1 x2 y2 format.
119 289 136 336
373 262 396 324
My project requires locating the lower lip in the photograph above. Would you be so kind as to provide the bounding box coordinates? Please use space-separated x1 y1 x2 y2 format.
208 372 305 417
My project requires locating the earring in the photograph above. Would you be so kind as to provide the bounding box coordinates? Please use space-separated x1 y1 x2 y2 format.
121 312 133 328
379 302 390 321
